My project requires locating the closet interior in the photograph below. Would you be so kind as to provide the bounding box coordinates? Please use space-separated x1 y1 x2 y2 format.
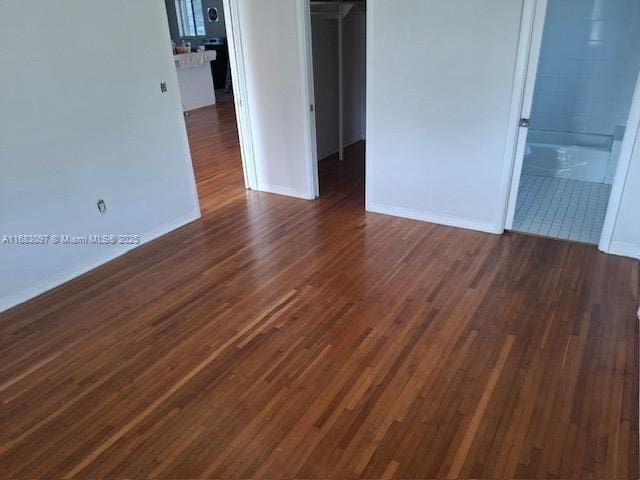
309 0 366 194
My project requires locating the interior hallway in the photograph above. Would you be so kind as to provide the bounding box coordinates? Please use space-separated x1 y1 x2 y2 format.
184 103 246 213
0 104 637 479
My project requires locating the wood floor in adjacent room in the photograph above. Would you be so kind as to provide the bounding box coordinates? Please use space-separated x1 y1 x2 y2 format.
0 103 638 479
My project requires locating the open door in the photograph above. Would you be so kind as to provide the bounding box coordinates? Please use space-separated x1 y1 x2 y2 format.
505 0 640 249
224 0 318 200
504 0 548 230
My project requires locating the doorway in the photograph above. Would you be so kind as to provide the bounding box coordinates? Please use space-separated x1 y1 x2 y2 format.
307 0 367 198
165 0 257 196
506 0 640 246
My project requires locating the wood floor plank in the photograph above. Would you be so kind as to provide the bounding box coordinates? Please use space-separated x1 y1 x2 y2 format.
0 103 637 479
448 335 516 478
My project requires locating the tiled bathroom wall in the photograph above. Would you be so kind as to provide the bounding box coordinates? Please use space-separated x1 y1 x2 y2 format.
531 0 640 136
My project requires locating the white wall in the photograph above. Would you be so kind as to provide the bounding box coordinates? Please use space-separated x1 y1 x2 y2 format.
366 0 524 233
311 8 366 161
311 17 340 160
0 0 200 313
610 141 640 259
237 0 316 199
531 0 640 135
343 8 367 147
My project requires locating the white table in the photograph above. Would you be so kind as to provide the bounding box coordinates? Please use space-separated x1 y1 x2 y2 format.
174 51 218 112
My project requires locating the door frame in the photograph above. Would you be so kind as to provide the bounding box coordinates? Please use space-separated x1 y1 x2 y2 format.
599 74 640 254
222 0 258 190
299 0 320 197
501 0 640 257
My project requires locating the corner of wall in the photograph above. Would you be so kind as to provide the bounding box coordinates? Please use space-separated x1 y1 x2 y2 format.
0 211 201 315
257 183 315 201
365 201 504 235
606 241 640 260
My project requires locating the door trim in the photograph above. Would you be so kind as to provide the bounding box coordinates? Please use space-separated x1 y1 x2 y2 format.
299 0 320 197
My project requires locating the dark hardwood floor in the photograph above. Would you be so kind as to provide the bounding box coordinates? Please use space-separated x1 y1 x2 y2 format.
0 103 638 479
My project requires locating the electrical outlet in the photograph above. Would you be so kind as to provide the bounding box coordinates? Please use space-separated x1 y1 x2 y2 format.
160 82 168 93
97 199 107 214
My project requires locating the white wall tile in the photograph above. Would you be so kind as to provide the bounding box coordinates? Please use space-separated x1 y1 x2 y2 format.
530 0 640 135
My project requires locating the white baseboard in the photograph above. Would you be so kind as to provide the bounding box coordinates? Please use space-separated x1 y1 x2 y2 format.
318 136 365 161
257 183 315 200
606 242 640 327
0 211 201 314
366 201 503 235
606 241 640 260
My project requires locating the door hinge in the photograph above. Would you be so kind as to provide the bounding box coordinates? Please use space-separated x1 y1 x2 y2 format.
310 104 314 112
519 118 530 128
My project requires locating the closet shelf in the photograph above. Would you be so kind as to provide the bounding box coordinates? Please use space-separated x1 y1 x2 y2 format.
310 1 355 20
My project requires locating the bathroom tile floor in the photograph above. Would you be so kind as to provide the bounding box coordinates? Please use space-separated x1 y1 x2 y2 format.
513 174 611 245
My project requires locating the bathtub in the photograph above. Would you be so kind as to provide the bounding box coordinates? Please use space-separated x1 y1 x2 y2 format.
522 130 615 184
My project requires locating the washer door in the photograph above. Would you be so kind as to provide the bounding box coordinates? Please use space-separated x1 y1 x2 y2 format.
208 7 219 23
